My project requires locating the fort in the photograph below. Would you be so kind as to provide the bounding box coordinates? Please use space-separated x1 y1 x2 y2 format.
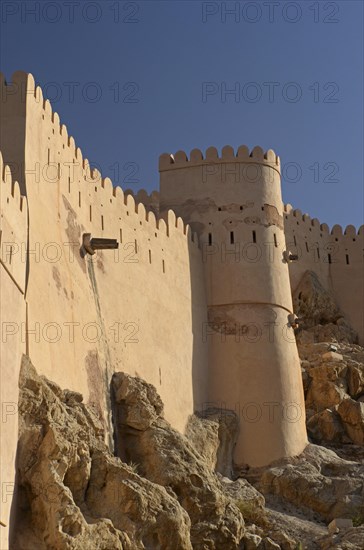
0 71 363 547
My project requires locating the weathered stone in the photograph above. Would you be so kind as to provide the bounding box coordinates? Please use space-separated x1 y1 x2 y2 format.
307 409 344 444
328 518 354 535
111 372 244 549
219 476 265 510
242 532 263 549
346 365 364 398
14 357 193 550
306 379 348 412
185 414 219 471
256 444 364 523
337 399 364 445
322 351 344 362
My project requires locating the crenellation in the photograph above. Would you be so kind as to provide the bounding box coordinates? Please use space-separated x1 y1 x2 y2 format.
159 145 280 172
0 71 362 545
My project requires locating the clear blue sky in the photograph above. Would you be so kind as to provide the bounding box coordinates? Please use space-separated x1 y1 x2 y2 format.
1 0 363 229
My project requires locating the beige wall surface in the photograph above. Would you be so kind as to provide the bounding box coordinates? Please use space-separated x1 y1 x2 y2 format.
16 71 208 438
0 153 27 549
159 147 308 467
284 205 364 344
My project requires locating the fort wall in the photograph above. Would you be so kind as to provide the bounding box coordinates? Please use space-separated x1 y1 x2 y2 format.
284 205 364 343
0 71 209 447
159 146 308 467
0 153 27 547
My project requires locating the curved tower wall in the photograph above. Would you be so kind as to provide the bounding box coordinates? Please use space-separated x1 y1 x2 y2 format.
159 146 308 467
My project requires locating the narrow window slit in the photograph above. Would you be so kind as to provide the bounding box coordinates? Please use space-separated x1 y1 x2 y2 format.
230 231 234 244
274 233 278 247
208 233 212 246
346 254 349 265
252 230 256 243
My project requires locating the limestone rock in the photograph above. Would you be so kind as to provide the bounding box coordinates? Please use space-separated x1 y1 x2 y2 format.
197 407 239 477
337 399 364 445
14 356 192 550
293 271 341 327
328 518 354 535
307 408 345 444
242 533 263 549
318 526 364 550
185 414 220 472
218 476 265 511
293 271 358 344
347 365 364 398
255 444 364 523
306 379 348 412
112 372 244 549
322 351 344 362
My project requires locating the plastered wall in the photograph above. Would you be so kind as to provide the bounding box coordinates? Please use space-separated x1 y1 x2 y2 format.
159 146 308 467
0 153 27 548
284 205 364 343
0 72 209 485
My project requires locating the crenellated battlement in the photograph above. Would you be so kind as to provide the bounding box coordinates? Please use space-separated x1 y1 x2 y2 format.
284 204 363 237
0 151 28 291
0 71 201 248
159 144 281 173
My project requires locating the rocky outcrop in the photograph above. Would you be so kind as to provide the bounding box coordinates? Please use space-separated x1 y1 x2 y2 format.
14 356 193 549
111 372 244 549
255 445 364 523
293 271 358 344
299 342 364 446
12 352 364 550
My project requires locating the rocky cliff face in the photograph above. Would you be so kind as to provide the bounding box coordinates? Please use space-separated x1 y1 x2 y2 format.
10 270 364 549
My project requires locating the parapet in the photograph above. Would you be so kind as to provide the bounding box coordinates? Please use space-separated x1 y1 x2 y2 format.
159 145 281 174
284 204 363 237
0 150 28 291
0 71 201 249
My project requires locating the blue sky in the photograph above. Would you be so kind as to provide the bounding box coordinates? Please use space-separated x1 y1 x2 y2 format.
1 0 363 229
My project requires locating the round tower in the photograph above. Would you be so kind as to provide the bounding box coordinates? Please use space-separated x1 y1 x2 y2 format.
159 145 307 467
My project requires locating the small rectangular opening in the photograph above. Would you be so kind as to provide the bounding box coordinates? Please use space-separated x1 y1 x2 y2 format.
9 245 13 265
148 250 152 264
208 233 212 246
305 242 309 252
317 247 320 259
328 253 332 264
101 215 104 231
230 231 234 244
134 239 138 253
346 254 349 265
68 176 71 193
119 228 123 243
89 205 92 222
78 192 81 208
252 230 256 243
162 259 165 273
47 148 50 165
274 233 278 247
293 235 297 246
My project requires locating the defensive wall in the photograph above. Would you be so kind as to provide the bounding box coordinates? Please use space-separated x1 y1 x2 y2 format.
158 146 308 467
0 155 27 549
0 70 362 546
283 205 363 344
0 72 208 544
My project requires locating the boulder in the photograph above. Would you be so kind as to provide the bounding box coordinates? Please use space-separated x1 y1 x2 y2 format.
111 372 244 549
14 356 193 550
337 399 364 445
